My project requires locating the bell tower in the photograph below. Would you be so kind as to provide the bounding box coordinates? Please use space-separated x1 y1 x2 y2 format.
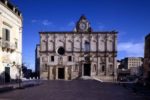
75 15 93 32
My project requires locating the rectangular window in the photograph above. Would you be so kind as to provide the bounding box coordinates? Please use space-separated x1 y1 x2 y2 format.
2 28 10 41
85 41 90 52
6 29 10 41
51 56 54 62
68 56 72 61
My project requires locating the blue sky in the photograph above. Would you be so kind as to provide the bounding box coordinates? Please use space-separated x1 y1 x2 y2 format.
10 0 150 70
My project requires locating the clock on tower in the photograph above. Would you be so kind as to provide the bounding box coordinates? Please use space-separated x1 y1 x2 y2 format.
76 15 92 32
79 22 87 31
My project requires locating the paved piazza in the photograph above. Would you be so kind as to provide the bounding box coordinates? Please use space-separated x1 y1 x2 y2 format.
0 80 144 100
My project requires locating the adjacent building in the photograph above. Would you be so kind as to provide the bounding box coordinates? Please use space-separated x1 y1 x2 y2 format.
117 60 121 69
144 33 150 81
117 57 143 81
0 0 22 82
35 15 117 81
118 57 143 76
22 64 32 79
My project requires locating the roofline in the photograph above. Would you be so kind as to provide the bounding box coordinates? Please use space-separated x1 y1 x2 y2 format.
124 57 144 59
0 0 22 19
39 31 118 34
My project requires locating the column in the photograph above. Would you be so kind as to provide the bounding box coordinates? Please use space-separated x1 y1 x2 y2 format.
97 57 101 76
49 67 53 80
55 67 58 80
65 66 68 80
105 57 109 76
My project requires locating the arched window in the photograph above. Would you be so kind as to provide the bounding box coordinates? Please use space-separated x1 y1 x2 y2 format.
84 41 90 52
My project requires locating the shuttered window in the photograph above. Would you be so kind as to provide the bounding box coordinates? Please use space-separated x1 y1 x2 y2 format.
2 28 10 41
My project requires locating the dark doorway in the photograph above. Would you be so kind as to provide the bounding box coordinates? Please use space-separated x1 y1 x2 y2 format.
102 65 105 72
58 68 65 79
84 64 91 76
5 67 10 83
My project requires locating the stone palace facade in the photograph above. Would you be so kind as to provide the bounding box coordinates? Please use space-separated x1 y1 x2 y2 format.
0 0 22 82
36 16 117 81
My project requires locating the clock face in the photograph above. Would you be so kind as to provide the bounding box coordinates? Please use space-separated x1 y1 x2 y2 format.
79 22 86 30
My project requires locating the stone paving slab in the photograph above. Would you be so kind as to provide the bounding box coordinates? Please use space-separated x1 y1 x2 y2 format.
0 80 41 93
0 80 145 100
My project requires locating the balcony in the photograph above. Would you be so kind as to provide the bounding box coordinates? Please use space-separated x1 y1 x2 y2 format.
2 41 10 48
1 40 16 52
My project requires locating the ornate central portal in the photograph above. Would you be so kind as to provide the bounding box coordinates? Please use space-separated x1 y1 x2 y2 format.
58 68 65 79
84 64 91 76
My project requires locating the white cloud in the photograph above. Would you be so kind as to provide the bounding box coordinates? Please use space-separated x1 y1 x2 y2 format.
118 42 144 57
42 20 52 26
31 19 53 26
